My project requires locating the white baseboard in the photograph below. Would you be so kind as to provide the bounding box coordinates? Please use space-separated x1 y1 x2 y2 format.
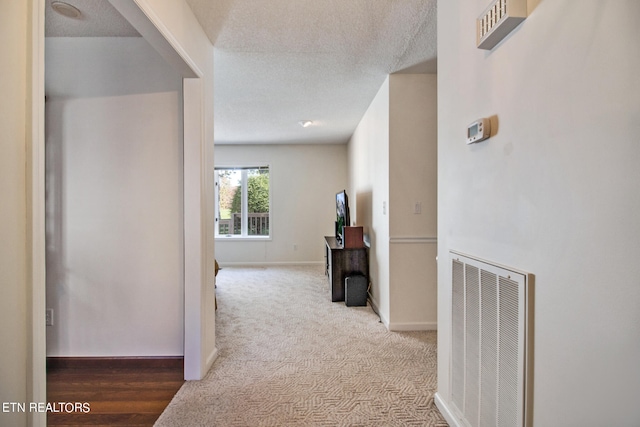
205 347 219 373
218 261 323 268
434 392 462 427
367 295 436 331
388 321 437 331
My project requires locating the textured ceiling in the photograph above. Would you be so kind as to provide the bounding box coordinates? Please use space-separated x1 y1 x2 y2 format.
45 0 139 37
46 0 437 145
188 0 438 145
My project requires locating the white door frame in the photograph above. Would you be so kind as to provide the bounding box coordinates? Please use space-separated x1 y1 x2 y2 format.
29 1 47 425
108 0 216 381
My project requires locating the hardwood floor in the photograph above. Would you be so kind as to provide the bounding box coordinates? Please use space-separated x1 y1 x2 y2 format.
46 357 184 427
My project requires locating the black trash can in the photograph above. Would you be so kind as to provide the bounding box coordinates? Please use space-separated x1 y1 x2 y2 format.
345 275 368 307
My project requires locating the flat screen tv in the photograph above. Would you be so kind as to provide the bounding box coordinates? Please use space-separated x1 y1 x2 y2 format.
335 190 351 245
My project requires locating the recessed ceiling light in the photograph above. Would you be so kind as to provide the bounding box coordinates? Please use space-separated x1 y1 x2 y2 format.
299 120 313 128
51 2 82 19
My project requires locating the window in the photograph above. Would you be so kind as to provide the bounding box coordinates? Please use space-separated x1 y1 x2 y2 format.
214 166 270 238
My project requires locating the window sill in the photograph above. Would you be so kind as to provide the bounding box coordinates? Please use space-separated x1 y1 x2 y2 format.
215 236 272 242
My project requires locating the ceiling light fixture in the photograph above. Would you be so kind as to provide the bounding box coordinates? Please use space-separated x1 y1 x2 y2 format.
299 120 313 128
51 1 82 19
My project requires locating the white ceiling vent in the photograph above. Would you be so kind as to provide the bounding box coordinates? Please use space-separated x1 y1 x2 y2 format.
477 0 527 50
450 251 533 427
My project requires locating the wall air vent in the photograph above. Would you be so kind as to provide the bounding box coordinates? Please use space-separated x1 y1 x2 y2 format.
450 251 533 427
477 0 527 50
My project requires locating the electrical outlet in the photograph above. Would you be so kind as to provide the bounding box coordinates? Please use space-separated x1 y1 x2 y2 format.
293 244 298 251
414 201 422 214
45 309 54 326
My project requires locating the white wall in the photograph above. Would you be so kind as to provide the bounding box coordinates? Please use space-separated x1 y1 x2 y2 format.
437 1 640 426
45 38 184 356
348 74 437 330
388 74 437 330
349 77 391 321
215 144 348 264
0 2 30 425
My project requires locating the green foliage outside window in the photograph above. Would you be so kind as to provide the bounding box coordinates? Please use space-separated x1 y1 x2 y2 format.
231 171 269 214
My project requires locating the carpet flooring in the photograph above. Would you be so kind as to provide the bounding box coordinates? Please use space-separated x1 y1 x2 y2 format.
155 265 448 426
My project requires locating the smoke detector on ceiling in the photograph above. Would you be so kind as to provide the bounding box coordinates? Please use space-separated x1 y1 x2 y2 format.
51 2 82 19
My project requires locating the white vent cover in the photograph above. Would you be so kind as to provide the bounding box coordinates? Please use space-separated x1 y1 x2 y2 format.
477 0 527 50
450 251 533 427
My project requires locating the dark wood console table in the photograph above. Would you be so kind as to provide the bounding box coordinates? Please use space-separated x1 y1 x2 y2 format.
324 236 368 302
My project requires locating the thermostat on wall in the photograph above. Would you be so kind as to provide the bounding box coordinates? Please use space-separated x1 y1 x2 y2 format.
467 118 491 144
